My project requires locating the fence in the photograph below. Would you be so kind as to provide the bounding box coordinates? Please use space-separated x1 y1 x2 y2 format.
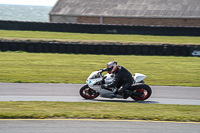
0 20 200 36
0 40 199 56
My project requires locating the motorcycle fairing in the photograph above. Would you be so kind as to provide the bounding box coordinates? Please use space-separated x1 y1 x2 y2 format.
86 71 146 98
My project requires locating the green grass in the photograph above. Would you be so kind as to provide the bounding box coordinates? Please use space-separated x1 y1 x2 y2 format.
0 52 199 86
0 30 200 45
0 102 199 122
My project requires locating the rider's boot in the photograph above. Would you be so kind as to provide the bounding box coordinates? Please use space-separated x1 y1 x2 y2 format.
122 90 132 99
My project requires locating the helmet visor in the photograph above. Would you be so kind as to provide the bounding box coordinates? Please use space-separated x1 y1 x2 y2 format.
107 67 112 73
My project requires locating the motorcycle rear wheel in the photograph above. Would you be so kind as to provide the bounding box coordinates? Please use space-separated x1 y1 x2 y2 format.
80 84 100 99
130 84 152 101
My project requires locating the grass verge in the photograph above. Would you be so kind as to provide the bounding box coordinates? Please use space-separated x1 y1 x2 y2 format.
0 30 200 45
0 102 199 122
0 52 200 86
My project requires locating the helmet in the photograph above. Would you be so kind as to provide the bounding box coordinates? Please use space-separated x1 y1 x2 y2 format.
106 61 118 74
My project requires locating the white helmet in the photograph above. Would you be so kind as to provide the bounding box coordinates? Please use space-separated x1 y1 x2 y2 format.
106 61 118 74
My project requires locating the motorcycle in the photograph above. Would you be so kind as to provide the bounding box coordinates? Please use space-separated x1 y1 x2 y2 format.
79 70 152 101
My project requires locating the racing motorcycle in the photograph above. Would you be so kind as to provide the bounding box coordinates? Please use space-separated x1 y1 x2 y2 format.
79 70 152 101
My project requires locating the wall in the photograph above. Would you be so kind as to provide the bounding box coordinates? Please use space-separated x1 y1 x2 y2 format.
102 17 200 27
1 20 200 36
0 40 199 56
51 15 200 26
77 16 100 24
50 15 77 23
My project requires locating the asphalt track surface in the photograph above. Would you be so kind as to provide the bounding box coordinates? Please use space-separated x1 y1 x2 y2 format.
1 119 200 133
0 83 200 105
0 83 200 133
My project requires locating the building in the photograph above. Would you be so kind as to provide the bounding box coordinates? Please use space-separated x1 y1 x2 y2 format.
49 0 200 26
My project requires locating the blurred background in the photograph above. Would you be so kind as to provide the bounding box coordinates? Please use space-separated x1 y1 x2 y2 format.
0 0 57 22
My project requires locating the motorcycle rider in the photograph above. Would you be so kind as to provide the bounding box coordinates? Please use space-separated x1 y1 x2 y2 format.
101 61 133 99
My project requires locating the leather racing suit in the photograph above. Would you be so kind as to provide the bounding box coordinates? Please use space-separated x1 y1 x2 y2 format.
104 66 133 95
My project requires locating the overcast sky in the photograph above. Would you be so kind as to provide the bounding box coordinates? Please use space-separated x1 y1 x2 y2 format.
0 0 58 6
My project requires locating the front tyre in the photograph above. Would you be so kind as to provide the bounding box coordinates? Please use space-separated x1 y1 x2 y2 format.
79 84 99 99
130 84 152 101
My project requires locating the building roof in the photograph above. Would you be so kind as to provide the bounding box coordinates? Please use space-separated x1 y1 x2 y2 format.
50 0 200 18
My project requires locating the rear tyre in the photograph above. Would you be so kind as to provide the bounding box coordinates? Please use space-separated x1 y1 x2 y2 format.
79 84 99 99
130 84 152 101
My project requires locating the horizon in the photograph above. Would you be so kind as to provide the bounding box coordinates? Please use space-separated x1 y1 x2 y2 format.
0 0 57 6
0 3 53 7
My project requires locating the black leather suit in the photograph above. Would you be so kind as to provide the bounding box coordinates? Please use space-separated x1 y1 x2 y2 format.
105 66 133 95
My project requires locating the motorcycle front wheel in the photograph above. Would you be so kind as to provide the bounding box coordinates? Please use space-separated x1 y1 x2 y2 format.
130 84 152 101
79 84 100 99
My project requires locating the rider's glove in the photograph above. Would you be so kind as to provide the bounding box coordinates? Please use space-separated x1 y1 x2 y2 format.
99 69 103 73
100 68 107 73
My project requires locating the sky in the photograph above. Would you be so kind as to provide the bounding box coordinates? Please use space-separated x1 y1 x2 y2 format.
0 0 58 6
